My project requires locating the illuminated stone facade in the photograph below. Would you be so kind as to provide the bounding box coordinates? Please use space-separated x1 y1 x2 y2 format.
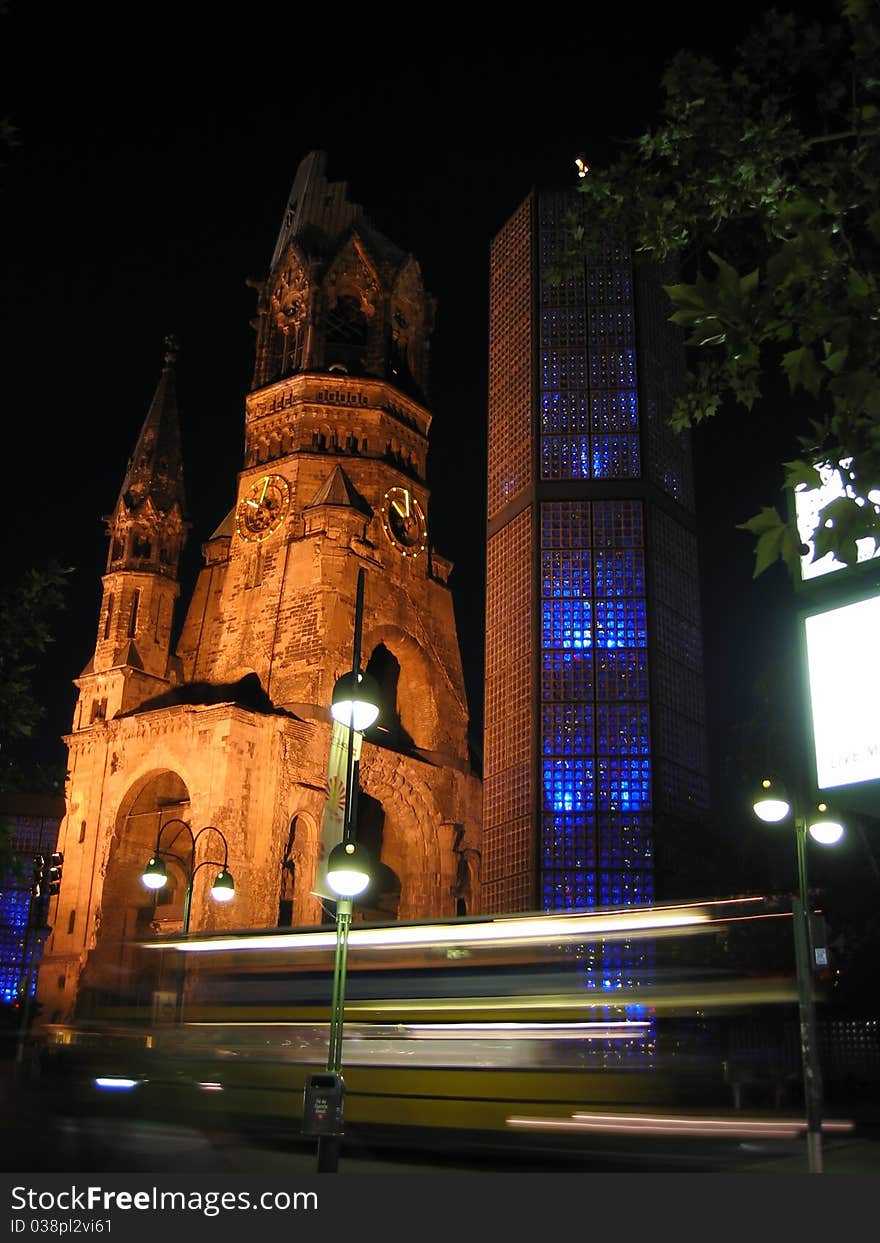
37 152 481 1022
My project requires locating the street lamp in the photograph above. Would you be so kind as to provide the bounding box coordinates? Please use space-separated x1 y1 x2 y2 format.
313 566 378 1174
752 777 844 1174
140 818 235 1017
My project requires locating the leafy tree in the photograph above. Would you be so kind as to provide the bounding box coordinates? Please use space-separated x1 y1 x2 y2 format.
0 561 72 877
552 0 880 577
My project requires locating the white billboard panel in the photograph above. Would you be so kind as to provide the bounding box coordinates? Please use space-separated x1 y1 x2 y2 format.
804 594 880 789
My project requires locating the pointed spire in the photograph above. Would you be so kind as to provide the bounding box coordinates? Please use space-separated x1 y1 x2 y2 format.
118 335 187 518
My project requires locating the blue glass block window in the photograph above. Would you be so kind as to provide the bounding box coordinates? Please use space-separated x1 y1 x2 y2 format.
589 306 635 342
541 502 591 549
541 391 590 434
593 500 643 547
542 650 594 700
594 548 644 597
595 650 649 700
542 599 592 649
542 550 591 598
587 268 633 306
597 757 652 812
542 435 591 479
542 350 588 389
592 435 641 479
590 389 639 433
589 347 637 389
542 704 594 755
542 758 595 812
597 703 650 756
599 814 653 868
541 814 597 868
541 307 587 347
0 888 32 1004
595 598 647 649
542 871 598 910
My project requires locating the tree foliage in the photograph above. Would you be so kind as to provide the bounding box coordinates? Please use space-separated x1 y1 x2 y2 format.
0 560 72 877
552 0 880 577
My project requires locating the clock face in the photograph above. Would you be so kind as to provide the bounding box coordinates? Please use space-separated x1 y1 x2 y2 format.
235 474 291 542
382 486 427 558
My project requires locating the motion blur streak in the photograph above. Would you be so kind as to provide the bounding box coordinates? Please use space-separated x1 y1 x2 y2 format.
150 905 713 954
404 1021 651 1039
507 1113 855 1138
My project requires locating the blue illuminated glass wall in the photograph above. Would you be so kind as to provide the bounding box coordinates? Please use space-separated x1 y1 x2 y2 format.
484 188 706 920
0 802 61 1007
541 499 653 914
0 887 33 1004
538 195 654 918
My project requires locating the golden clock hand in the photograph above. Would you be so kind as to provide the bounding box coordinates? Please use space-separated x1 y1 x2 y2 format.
403 490 411 517
391 498 405 517
259 477 269 504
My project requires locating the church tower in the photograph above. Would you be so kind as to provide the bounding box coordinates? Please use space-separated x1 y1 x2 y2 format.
75 336 188 728
37 153 481 1023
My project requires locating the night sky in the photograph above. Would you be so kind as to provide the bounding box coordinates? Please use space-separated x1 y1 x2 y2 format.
3 1 862 907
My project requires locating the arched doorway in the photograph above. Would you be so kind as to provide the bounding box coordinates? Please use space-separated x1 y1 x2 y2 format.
78 772 191 1015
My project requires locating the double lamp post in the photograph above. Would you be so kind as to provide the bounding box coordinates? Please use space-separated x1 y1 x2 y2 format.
311 566 380 1173
752 776 844 1175
140 818 235 1018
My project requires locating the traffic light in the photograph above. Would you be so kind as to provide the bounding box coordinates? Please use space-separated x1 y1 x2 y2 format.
30 854 46 898
47 852 64 896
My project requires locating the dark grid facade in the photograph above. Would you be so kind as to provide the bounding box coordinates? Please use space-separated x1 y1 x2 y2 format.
484 188 708 921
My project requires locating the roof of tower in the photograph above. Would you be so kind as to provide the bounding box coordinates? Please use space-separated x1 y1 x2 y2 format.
304 464 372 515
117 336 188 517
269 150 405 272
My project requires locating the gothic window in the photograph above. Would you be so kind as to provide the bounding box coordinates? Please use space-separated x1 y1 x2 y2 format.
325 295 367 374
278 817 297 927
103 594 114 640
128 589 140 637
111 537 124 561
133 533 152 559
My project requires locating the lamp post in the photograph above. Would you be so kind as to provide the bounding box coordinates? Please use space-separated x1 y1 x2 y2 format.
752 777 844 1174
141 818 235 1018
314 566 379 1174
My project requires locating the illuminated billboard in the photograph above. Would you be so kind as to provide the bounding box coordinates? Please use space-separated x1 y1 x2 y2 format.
795 459 880 582
804 594 880 789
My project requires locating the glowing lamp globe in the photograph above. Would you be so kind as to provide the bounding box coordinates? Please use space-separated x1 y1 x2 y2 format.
331 670 380 732
326 841 372 898
141 856 168 890
210 869 236 902
753 778 791 824
808 804 844 846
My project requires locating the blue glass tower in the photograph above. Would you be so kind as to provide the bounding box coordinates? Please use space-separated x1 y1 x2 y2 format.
484 187 708 918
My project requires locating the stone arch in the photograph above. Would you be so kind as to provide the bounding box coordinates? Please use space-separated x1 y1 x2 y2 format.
78 769 192 1012
283 807 322 926
363 644 414 752
357 758 449 922
361 625 441 751
320 235 383 374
